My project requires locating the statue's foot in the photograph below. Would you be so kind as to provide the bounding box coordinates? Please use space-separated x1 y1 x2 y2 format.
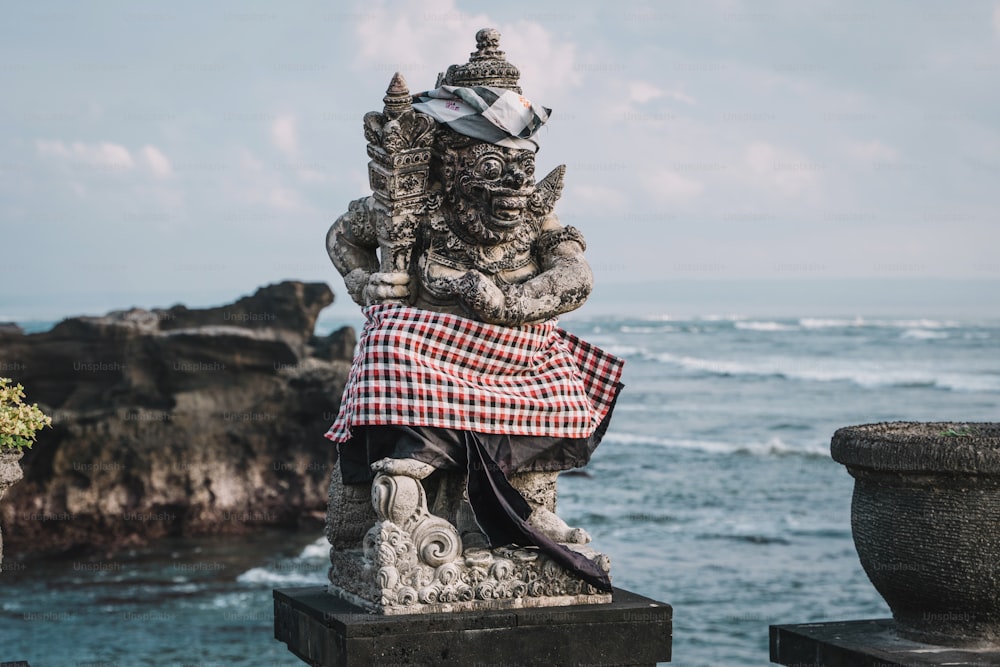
455 498 490 551
371 457 436 480
461 530 490 551
528 507 591 544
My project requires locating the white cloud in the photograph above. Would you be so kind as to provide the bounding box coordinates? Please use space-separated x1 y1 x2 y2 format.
271 115 298 158
641 169 705 202
627 81 695 106
225 146 311 213
563 184 628 214
238 147 264 174
268 187 305 211
845 140 897 163
297 168 334 184
36 140 135 170
744 141 821 197
354 0 489 81
37 140 175 180
596 78 695 123
628 81 664 104
352 1 579 98
665 89 696 105
141 145 173 178
497 20 580 97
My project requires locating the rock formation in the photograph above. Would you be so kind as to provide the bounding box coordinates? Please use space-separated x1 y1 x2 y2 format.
0 281 353 556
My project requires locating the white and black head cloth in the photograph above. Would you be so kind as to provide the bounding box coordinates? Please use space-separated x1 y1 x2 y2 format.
412 28 551 152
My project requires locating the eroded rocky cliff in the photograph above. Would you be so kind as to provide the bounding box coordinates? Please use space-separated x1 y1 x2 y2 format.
0 281 354 556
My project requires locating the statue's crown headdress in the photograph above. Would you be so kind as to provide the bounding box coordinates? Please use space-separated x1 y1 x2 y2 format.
436 28 522 93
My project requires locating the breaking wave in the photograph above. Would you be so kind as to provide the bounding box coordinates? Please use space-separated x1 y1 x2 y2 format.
647 352 999 392
602 431 828 457
235 537 329 587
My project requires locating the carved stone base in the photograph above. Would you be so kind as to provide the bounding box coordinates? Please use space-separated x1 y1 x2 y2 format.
326 461 611 614
328 540 611 615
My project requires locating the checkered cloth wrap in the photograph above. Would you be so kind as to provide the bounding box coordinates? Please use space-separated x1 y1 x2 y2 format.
325 304 624 443
412 85 551 152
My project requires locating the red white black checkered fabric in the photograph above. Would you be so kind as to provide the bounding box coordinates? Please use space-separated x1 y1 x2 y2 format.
325 304 624 443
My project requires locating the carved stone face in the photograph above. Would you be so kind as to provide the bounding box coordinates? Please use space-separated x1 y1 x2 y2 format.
442 142 536 244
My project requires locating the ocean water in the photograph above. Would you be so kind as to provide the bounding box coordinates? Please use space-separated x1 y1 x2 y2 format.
2 313 998 666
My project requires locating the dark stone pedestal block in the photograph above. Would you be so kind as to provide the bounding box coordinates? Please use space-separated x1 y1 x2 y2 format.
275 586 671 666
770 619 1000 666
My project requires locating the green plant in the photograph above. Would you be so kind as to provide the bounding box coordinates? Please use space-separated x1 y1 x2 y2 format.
0 377 52 453
940 425 978 438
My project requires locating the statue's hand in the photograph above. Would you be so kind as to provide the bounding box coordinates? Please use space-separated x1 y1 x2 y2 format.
456 270 509 324
343 268 372 306
364 271 412 305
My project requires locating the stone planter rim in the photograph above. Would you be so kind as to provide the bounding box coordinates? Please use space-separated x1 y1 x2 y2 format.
831 421 1000 474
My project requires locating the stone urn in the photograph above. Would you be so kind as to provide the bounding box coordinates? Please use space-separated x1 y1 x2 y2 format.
831 421 1000 646
0 448 25 570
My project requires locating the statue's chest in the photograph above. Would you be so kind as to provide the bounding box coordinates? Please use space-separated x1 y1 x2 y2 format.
425 231 535 278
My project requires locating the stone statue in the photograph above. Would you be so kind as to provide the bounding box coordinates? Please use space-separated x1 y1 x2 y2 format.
323 28 624 614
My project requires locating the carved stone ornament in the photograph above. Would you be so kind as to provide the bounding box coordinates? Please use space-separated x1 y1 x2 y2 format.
437 27 523 92
327 461 611 614
363 72 436 300
324 28 616 615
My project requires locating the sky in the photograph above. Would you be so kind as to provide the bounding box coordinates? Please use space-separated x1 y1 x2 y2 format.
2 0 999 320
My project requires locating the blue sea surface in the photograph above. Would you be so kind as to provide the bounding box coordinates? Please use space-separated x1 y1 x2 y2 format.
2 313 998 665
